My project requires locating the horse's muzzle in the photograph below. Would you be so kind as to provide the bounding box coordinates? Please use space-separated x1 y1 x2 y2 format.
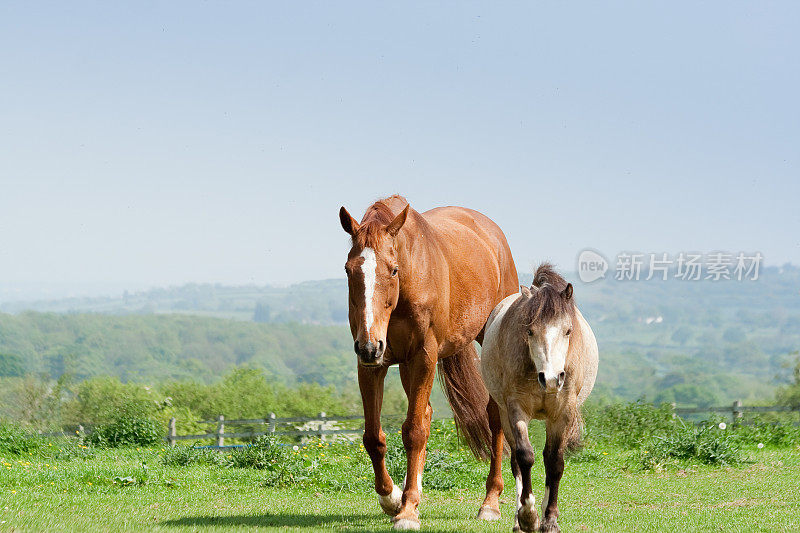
355 339 385 366
538 371 566 392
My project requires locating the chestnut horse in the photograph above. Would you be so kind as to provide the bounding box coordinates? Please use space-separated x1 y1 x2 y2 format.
339 195 518 530
481 264 598 533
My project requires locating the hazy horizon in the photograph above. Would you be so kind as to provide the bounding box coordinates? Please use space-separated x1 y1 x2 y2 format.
2 2 798 288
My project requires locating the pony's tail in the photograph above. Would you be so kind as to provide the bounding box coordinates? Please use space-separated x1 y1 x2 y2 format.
438 344 492 461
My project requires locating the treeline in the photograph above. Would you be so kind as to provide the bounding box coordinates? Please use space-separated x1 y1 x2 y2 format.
0 309 798 408
0 312 356 386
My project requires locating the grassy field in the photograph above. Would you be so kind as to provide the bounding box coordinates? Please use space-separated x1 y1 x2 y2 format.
2 425 799 533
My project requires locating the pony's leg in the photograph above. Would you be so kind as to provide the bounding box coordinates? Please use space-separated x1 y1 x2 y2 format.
392 353 436 531
540 414 576 533
501 414 525 532
358 365 401 516
507 400 539 533
477 397 504 521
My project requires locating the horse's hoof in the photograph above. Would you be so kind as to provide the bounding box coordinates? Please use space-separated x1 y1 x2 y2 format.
539 518 560 533
516 507 540 533
379 485 403 516
477 506 501 521
392 518 421 531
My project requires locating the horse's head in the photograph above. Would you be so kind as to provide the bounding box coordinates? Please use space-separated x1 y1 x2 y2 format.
520 263 575 392
339 203 409 366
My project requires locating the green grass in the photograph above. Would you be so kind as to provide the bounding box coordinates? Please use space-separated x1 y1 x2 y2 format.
2 428 799 533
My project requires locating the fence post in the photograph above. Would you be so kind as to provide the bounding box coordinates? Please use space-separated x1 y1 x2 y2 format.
168 417 176 447
670 402 677 419
268 413 277 434
216 415 225 447
77 424 84 439
732 400 742 425
319 411 326 441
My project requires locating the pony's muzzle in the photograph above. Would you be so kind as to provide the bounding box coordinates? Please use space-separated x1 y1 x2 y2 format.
355 339 385 365
538 371 566 392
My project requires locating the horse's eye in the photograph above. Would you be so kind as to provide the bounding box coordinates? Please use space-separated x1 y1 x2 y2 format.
565 328 572 336
527 330 533 337
391 267 398 277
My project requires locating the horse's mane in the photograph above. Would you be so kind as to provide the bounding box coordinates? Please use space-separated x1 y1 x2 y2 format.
355 195 409 247
523 263 574 325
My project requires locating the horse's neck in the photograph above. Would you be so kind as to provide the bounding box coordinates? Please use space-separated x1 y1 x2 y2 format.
395 213 440 304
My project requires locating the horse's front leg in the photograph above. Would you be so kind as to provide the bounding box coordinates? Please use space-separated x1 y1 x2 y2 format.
392 352 436 531
540 414 576 533
358 365 402 516
506 400 539 533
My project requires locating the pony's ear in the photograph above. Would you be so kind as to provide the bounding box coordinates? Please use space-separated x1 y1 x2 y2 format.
520 285 532 298
561 283 573 301
339 206 360 236
385 204 409 237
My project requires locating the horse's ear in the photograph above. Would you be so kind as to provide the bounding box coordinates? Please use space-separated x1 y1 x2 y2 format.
561 283 573 301
339 206 360 236
385 204 409 237
520 285 532 298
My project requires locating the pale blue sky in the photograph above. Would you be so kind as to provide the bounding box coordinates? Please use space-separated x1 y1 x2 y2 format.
1 2 797 288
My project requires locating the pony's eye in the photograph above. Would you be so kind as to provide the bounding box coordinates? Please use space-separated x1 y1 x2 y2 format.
391 267 398 277
565 328 572 336
527 330 533 337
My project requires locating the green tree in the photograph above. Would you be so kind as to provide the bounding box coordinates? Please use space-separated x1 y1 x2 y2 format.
777 353 800 409
671 326 694 346
0 353 25 377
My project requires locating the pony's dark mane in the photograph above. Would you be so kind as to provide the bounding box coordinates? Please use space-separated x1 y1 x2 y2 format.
524 263 574 325
355 195 408 248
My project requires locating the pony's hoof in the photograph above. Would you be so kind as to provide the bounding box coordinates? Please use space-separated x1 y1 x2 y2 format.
477 506 501 521
379 485 403 516
392 518 421 531
516 507 540 533
539 518 560 533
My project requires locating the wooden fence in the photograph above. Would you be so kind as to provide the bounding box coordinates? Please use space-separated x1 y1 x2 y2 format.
38 401 798 445
165 412 389 447
672 400 798 424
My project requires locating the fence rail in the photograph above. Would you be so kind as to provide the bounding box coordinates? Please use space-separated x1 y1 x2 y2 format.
166 411 378 447
672 400 798 423
35 401 799 445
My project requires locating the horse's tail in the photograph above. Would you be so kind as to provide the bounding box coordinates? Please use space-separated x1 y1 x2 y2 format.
566 410 584 452
438 344 492 461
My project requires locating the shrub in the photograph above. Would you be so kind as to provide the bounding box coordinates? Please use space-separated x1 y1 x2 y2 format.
64 377 164 426
87 416 162 447
162 445 222 467
223 434 313 487
733 416 800 447
0 422 44 455
640 422 742 469
584 401 678 448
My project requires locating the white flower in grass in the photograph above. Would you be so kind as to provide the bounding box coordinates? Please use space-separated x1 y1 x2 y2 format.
757 443 764 449
718 422 727 430
292 445 299 452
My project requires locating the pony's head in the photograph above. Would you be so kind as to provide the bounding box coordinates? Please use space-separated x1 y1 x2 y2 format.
520 263 575 392
339 202 409 366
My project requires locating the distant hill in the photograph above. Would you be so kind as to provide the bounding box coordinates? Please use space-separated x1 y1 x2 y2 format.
1 265 798 406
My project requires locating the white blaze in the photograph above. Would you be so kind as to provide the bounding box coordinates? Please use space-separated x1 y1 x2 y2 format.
544 326 559 359
360 247 378 337
540 325 566 382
